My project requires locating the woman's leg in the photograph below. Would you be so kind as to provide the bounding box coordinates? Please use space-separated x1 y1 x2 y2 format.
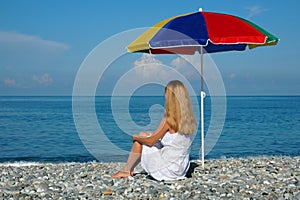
111 141 142 178
111 132 150 178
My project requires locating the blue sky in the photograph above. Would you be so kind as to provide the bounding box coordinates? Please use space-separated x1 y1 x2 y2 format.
0 0 299 96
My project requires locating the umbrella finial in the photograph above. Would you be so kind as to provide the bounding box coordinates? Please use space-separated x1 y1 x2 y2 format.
199 8 203 12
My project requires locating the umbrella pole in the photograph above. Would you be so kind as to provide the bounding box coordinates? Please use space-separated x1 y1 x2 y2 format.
200 46 205 169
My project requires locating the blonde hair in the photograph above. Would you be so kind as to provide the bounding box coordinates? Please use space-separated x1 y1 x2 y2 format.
164 80 196 134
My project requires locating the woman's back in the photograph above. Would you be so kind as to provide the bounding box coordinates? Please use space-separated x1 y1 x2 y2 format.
141 132 194 181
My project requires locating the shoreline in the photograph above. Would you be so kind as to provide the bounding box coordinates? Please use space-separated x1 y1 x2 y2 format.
1 154 299 166
1 156 299 199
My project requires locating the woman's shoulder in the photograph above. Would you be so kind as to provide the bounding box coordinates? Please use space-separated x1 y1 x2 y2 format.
160 117 171 129
162 117 177 133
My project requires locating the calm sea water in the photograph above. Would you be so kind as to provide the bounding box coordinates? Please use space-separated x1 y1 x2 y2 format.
0 96 299 163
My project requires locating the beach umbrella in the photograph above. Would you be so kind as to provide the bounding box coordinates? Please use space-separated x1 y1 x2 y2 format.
127 8 279 168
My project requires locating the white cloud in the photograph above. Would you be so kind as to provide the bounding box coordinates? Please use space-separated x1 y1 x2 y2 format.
0 31 70 66
246 5 269 19
171 57 187 70
134 54 169 80
229 73 236 79
170 56 199 80
32 73 53 86
3 78 16 87
0 31 70 52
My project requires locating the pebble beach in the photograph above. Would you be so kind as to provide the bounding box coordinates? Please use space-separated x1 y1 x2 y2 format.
1 156 299 199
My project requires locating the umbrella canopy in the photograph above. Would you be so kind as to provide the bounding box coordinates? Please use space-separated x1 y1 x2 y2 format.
127 9 278 168
127 10 278 54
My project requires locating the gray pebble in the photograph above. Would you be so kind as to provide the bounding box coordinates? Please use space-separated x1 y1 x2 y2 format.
0 156 299 199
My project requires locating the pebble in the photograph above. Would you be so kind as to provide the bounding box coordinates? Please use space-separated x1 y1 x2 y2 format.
0 156 299 199
103 189 113 195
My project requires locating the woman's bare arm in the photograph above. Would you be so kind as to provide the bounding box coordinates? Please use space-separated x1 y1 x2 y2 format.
132 117 169 147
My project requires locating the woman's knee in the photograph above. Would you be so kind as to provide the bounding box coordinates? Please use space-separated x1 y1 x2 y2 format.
139 132 151 137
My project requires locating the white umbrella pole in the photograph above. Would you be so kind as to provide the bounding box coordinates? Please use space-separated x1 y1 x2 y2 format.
200 46 205 169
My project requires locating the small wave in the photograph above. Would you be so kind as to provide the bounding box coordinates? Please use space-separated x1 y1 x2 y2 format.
0 161 83 167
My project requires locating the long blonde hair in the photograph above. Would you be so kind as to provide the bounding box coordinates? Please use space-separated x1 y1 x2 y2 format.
164 80 196 134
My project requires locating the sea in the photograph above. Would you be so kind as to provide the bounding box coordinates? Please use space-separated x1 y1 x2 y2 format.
0 96 299 163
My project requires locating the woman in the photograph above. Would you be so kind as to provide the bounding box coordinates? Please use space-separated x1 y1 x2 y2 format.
111 80 196 181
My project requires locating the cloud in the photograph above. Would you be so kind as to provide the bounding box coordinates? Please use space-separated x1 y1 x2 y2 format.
32 73 53 86
171 57 192 79
170 56 199 80
3 78 16 87
134 54 169 80
2 73 54 89
229 73 236 79
171 57 187 70
0 31 70 52
245 5 269 19
0 31 70 66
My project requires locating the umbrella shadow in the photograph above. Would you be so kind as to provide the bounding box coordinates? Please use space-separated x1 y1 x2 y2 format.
185 161 199 178
141 161 199 181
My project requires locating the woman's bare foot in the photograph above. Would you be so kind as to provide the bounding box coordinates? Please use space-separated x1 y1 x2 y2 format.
111 171 134 178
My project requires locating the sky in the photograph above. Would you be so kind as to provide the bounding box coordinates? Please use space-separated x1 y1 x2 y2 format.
0 0 299 96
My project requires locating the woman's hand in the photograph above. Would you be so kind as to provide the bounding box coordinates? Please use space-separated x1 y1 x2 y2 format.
132 134 139 143
131 118 169 146
132 132 152 143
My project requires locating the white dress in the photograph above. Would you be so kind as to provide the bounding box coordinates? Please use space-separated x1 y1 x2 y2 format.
141 131 194 181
